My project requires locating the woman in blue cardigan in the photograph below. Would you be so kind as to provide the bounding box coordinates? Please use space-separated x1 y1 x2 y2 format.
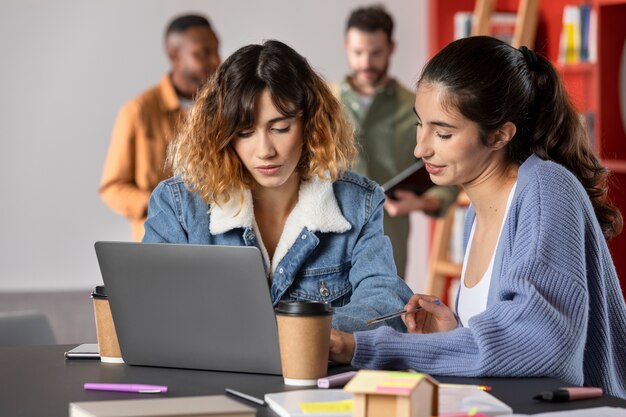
330 36 626 398
142 40 413 332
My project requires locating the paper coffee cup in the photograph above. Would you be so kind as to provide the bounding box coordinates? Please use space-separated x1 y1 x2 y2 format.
275 300 333 386
91 286 123 363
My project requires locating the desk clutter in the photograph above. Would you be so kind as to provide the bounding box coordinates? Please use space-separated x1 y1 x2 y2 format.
6 342 625 417
263 370 511 417
67 370 514 417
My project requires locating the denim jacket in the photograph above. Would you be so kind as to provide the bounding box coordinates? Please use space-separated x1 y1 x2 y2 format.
143 170 413 332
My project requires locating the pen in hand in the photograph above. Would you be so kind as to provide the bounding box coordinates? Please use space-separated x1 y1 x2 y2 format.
367 306 422 325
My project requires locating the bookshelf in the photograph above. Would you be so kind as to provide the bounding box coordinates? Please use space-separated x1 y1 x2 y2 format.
428 0 626 294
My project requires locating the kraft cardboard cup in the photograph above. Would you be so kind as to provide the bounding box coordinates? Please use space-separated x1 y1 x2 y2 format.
91 286 123 363
275 300 333 386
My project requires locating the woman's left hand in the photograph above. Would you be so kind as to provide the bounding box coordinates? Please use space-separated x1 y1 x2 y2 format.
329 329 355 364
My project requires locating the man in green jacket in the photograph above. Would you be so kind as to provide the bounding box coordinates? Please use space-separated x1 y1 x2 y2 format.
338 5 458 278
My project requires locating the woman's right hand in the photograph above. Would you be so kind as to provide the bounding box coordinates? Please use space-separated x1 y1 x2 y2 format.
402 294 458 334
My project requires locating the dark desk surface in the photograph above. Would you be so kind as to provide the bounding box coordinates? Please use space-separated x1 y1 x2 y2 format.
1 345 624 417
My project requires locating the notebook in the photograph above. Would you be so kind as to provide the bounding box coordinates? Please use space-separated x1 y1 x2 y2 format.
380 160 436 199
264 389 352 417
69 394 255 417
94 241 282 375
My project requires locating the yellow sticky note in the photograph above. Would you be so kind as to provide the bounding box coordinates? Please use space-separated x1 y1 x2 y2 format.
299 399 353 413
346 370 425 392
379 379 419 388
383 371 424 380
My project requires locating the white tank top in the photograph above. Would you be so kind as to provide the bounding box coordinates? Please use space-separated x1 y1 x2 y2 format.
457 182 517 328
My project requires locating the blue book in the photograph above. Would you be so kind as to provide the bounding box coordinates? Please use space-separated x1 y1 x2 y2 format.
580 3 591 61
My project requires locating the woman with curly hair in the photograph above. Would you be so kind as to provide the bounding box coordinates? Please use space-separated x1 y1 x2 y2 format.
330 36 626 398
143 40 413 332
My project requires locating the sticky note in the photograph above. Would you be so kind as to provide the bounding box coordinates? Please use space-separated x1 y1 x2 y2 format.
346 371 424 392
299 399 353 413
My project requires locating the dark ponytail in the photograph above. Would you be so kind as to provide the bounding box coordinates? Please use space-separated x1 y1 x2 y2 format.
525 49 622 240
419 36 622 240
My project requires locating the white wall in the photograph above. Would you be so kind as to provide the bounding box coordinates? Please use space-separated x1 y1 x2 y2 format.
0 0 429 291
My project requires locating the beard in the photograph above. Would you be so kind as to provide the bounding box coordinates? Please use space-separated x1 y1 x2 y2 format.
355 63 389 88
183 68 212 92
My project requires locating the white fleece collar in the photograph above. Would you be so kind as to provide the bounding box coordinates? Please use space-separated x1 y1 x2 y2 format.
209 175 352 275
209 190 255 235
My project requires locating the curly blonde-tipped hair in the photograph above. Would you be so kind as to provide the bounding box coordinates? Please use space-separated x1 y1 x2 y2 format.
168 39 357 206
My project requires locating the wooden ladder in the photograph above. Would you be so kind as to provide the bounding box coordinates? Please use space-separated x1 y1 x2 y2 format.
425 192 470 302
472 0 540 48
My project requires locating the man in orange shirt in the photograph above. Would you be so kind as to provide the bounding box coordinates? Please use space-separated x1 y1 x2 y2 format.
100 14 220 241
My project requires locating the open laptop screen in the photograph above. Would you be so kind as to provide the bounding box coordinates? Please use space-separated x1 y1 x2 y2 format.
94 241 282 375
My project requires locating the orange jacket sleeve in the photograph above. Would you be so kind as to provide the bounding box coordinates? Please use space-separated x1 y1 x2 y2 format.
99 102 152 222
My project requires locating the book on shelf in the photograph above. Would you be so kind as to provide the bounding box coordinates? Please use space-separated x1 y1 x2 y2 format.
579 3 591 62
560 5 581 63
588 6 597 63
454 11 517 44
69 395 255 417
559 4 597 64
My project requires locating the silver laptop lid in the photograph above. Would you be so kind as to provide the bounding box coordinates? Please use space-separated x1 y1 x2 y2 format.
94 241 282 375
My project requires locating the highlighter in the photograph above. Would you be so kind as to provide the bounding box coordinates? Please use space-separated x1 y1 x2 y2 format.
534 387 603 402
317 371 358 388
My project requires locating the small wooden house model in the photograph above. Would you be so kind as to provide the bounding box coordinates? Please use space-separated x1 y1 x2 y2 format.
344 370 439 417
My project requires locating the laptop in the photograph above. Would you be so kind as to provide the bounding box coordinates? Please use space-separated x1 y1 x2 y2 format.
94 241 282 375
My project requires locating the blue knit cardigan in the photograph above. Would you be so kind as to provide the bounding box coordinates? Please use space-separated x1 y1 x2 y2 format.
353 154 626 399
